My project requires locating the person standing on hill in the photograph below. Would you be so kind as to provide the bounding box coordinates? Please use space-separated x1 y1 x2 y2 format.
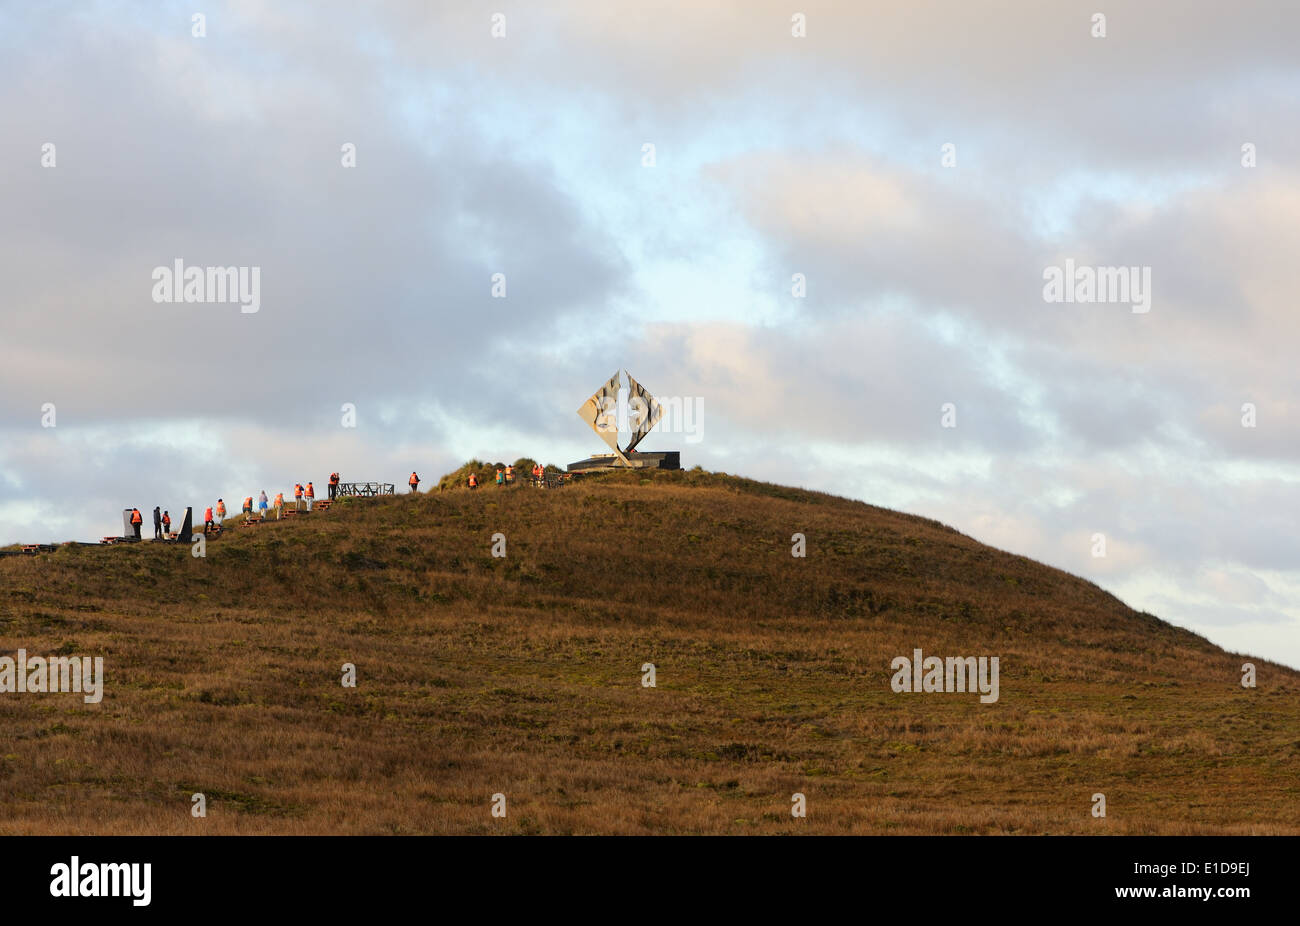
204 505 215 533
294 483 304 511
258 490 268 518
152 506 162 540
216 499 227 522
495 468 504 486
505 463 514 485
468 473 478 490
409 472 419 493
242 496 253 518
273 491 284 519
162 510 171 537
130 507 143 539
305 481 315 511
329 472 339 500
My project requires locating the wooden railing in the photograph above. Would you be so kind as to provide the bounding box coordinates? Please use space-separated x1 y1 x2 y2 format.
336 482 395 497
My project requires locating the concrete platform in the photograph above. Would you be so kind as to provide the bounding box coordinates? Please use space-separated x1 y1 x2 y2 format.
567 451 680 473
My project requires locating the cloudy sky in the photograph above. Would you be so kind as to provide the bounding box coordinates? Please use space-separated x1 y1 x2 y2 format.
2 1 1297 668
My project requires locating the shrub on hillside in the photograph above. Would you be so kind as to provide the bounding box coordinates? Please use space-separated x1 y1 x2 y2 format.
437 457 566 489
439 459 504 490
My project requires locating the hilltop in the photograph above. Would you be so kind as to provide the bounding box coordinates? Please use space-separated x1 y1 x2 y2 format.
0 468 1296 834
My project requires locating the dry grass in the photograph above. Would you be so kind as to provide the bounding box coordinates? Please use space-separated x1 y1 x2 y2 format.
0 469 1296 834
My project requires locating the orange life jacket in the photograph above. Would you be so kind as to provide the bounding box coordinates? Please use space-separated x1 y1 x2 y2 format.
243 497 252 508
130 509 142 524
204 508 213 520
468 474 477 486
274 494 283 506
294 485 303 497
409 473 418 485
330 473 339 485
306 483 314 497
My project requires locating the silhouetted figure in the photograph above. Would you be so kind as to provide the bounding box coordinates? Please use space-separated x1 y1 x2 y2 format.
153 506 162 540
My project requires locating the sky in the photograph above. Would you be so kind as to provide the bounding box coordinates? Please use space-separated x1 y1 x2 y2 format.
1 1 1297 668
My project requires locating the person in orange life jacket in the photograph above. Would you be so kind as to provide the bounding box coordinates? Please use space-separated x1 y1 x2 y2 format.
532 463 543 485
409 472 419 493
495 468 504 486
273 492 284 519
505 464 514 484
162 510 171 536
329 472 339 500
242 496 253 517
305 481 315 511
294 483 304 510
215 499 226 521
204 506 215 533
468 473 478 489
130 507 143 539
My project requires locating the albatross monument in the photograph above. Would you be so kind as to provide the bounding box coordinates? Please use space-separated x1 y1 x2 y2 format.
568 371 681 473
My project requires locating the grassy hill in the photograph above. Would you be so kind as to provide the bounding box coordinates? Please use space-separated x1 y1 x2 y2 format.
1 468 1296 834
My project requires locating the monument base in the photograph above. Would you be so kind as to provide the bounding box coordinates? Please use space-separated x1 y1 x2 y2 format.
567 451 680 473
